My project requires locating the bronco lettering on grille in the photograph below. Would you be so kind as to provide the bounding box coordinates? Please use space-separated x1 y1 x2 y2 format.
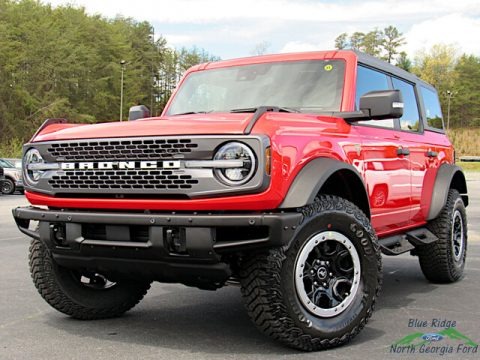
60 161 181 170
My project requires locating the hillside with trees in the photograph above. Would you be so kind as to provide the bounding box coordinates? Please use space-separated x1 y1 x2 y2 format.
0 0 217 154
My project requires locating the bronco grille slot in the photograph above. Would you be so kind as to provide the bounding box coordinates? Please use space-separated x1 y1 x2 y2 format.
48 170 199 191
47 138 198 161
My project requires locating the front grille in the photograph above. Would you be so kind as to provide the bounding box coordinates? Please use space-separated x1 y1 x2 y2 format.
47 138 198 161
48 169 198 191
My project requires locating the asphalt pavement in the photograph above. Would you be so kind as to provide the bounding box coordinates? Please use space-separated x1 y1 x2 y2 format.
1 176 479 360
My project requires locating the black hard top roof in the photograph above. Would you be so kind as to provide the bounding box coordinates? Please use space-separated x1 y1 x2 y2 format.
353 50 436 92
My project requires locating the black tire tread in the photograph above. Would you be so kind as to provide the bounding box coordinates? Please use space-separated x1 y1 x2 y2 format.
239 195 382 351
417 189 467 283
29 239 150 320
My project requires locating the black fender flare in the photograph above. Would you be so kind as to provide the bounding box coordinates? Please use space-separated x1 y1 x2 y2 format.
279 157 371 218
427 164 468 221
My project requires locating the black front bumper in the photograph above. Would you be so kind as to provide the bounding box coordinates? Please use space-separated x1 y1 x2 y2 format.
13 206 302 287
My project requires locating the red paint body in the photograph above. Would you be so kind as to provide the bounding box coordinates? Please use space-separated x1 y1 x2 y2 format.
26 51 453 238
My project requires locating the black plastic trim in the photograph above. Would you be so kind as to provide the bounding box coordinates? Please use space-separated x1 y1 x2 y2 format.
428 164 468 220
13 206 302 249
279 157 370 218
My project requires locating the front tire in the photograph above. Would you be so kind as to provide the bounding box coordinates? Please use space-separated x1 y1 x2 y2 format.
417 189 467 283
240 195 382 351
1 178 15 194
29 239 151 320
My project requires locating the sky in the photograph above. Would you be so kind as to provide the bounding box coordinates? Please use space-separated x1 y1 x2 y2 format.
44 0 480 60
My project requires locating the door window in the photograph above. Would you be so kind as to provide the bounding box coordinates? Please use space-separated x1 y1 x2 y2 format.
392 77 420 132
356 66 394 128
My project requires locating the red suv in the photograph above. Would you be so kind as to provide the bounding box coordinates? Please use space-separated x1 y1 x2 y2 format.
13 50 468 351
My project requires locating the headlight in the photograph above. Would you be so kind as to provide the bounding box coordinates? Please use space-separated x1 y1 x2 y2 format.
213 142 256 185
23 148 45 184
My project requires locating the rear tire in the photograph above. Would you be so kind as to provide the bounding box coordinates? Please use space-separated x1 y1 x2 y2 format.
29 238 151 319
240 195 382 351
417 189 467 283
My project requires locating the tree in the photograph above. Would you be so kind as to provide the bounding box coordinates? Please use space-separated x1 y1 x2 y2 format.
450 55 480 127
333 26 404 61
396 51 412 72
349 32 365 50
383 25 405 63
361 29 383 57
334 33 348 50
413 44 459 124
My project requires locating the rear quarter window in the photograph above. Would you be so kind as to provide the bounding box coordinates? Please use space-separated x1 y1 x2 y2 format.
421 86 444 130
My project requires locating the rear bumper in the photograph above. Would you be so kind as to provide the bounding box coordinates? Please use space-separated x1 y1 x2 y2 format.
12 206 302 287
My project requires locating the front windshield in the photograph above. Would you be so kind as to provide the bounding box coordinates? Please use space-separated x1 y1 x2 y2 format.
166 60 345 115
0 159 14 168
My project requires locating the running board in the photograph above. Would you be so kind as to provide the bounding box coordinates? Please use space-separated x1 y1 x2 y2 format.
379 228 438 256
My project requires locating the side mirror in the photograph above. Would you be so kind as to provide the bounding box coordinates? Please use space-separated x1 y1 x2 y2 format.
128 105 151 121
359 90 403 120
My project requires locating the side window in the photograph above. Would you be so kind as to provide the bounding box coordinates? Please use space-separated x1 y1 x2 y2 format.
356 65 394 128
392 77 420 131
421 87 444 130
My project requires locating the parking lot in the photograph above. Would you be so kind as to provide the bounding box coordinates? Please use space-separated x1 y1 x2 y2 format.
1 175 479 360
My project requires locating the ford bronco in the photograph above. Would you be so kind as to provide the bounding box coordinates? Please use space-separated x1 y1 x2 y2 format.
13 50 468 351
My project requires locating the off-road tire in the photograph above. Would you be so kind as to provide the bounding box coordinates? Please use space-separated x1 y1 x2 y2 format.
240 195 382 351
1 178 15 194
417 189 467 283
29 238 151 319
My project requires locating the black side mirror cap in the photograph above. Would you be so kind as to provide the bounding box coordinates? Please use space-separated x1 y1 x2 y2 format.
128 105 151 121
359 90 404 120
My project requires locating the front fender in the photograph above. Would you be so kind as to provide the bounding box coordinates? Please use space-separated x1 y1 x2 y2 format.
279 157 370 218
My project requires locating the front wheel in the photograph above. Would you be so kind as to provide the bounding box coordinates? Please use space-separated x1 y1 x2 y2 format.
240 195 382 351
29 239 151 319
1 178 15 194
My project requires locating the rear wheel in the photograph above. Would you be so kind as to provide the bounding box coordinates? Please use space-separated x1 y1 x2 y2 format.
240 195 382 351
1 178 15 194
417 189 467 283
29 238 151 319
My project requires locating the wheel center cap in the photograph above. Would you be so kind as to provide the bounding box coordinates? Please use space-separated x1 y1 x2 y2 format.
317 266 328 280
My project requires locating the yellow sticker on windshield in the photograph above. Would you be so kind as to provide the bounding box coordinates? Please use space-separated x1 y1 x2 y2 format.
324 64 333 71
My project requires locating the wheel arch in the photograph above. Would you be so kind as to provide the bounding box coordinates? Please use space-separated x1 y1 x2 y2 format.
279 157 371 219
427 163 468 221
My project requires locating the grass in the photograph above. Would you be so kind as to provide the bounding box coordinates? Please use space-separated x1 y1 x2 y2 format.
457 161 480 172
447 128 480 157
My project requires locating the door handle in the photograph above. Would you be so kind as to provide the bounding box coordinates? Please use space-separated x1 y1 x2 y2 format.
397 147 410 156
426 150 438 158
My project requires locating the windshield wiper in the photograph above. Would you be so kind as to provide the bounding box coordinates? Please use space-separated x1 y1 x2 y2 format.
241 106 301 135
230 106 300 113
170 111 213 116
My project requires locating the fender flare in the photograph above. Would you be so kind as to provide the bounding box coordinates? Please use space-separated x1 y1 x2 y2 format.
279 157 370 218
427 163 468 221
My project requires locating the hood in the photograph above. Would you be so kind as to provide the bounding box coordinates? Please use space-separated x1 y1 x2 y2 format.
32 114 253 142
32 112 351 143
